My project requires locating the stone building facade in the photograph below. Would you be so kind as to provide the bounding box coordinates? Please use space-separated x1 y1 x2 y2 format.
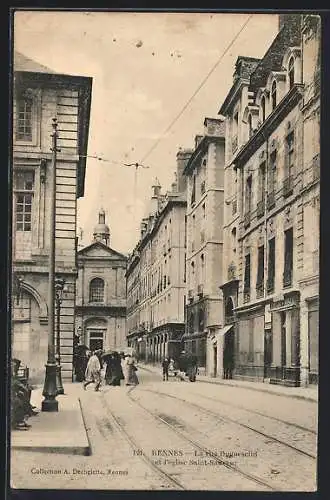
126 151 190 362
183 117 226 376
11 51 92 383
219 14 320 386
75 210 127 353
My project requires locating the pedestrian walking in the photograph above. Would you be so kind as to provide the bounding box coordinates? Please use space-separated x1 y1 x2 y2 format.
83 351 102 391
124 354 139 386
162 357 170 381
104 351 124 386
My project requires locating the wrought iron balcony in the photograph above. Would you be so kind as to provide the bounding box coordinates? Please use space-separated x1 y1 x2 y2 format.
283 175 293 198
256 199 265 218
244 211 251 228
267 191 275 210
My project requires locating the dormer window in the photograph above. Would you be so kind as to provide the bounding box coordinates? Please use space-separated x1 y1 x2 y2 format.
271 81 277 110
288 56 295 89
261 96 266 122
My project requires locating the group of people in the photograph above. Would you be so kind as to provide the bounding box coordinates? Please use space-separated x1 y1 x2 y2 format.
11 358 39 431
161 351 198 382
82 349 139 391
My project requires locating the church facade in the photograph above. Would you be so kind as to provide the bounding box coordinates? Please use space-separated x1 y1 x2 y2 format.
75 210 127 353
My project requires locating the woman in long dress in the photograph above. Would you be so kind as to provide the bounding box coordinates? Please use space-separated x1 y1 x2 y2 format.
83 351 101 391
124 355 139 386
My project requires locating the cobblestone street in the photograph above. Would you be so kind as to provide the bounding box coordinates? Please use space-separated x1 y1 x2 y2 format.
11 367 317 491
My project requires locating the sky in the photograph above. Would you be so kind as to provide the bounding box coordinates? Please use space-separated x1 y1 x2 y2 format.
14 10 279 255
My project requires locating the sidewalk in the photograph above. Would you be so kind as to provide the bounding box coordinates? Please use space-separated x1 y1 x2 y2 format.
139 363 318 403
11 383 90 455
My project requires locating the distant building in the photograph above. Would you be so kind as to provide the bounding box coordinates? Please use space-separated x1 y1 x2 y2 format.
219 14 320 386
11 51 92 383
183 117 226 376
126 151 191 362
75 210 127 353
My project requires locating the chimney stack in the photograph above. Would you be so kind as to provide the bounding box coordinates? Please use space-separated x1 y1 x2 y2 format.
176 147 193 193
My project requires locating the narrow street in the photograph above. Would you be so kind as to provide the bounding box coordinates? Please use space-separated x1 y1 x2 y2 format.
11 367 317 491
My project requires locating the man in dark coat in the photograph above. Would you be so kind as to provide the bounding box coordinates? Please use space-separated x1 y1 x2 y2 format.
104 352 124 386
161 357 170 381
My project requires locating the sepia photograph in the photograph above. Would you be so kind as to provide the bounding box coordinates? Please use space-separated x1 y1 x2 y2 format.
9 9 319 492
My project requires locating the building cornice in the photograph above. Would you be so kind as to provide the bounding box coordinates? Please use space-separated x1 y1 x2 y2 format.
218 79 249 116
233 84 304 169
183 135 224 176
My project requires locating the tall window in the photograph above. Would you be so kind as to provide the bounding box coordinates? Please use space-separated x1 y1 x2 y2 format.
261 96 266 122
191 175 196 205
16 95 33 141
232 111 239 152
258 162 266 203
286 131 294 178
256 245 265 297
201 253 205 283
271 81 277 110
283 228 293 287
243 253 251 302
15 171 34 231
191 261 195 288
269 151 277 193
284 132 294 197
245 175 252 214
231 227 237 256
267 238 276 293
288 57 295 89
248 113 253 139
89 278 105 302
267 151 277 209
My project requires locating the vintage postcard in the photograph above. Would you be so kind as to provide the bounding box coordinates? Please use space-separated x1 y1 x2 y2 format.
9 9 319 493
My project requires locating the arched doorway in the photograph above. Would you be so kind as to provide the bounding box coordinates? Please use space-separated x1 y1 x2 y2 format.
12 287 47 383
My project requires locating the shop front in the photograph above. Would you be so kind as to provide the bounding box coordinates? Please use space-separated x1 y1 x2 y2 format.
269 291 301 387
234 304 265 382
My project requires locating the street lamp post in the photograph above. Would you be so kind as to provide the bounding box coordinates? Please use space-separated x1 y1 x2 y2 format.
55 277 66 395
42 118 60 412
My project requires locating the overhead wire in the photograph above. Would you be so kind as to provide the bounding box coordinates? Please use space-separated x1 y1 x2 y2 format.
139 13 255 164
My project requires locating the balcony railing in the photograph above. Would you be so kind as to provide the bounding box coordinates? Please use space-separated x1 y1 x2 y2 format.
283 175 293 198
283 269 293 288
267 191 275 210
232 135 238 153
244 211 251 228
256 199 265 218
232 198 237 215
